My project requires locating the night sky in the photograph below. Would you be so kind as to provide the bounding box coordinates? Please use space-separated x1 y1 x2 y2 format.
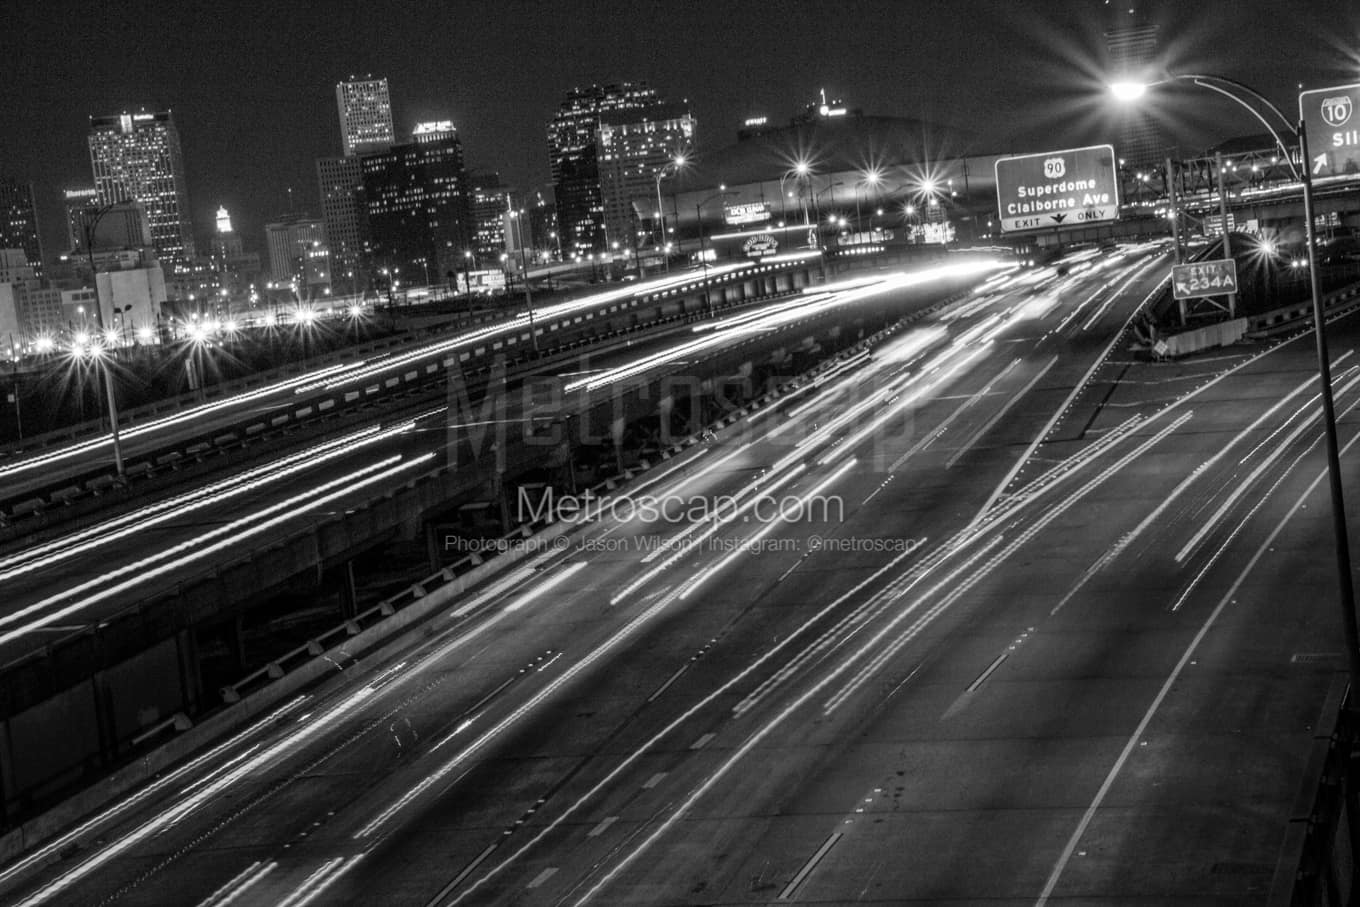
4 0 1357 257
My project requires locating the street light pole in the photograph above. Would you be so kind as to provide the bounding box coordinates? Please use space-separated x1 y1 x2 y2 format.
1114 72 1360 692
654 154 686 274
81 203 125 479
510 207 538 352
696 186 733 316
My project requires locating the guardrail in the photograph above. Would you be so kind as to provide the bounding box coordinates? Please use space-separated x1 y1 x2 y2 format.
0 261 816 533
1246 282 1360 340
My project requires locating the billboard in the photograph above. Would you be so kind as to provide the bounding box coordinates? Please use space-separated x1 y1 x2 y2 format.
995 144 1119 233
724 202 770 226
1300 83 1360 177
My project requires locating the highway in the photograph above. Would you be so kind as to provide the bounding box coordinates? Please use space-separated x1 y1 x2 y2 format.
0 260 993 667
5 239 1340 905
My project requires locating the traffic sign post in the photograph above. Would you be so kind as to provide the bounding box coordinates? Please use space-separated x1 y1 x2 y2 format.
1171 258 1238 300
1300 82 1360 177
994 144 1119 233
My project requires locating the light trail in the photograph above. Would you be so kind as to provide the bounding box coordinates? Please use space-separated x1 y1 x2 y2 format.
0 421 413 582
0 360 358 481
0 453 436 644
12 678 381 907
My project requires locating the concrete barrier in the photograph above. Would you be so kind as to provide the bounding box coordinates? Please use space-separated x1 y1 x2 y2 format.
1159 317 1248 357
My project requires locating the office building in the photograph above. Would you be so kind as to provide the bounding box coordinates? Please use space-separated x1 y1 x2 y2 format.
316 155 368 295
336 76 395 156
264 214 327 285
413 121 457 145
547 82 661 255
1104 4 1165 169
361 132 471 285
526 188 559 261
87 110 196 272
467 171 509 263
0 178 44 279
597 101 695 256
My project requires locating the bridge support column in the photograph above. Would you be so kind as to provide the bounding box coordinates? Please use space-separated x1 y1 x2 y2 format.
176 628 202 716
91 671 117 764
338 559 359 619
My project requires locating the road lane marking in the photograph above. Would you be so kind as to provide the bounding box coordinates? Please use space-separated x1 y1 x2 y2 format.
647 664 691 703
778 832 843 901
689 732 716 750
970 253 1168 526
1176 370 1360 565
526 867 558 889
945 355 1057 469
586 816 618 838
965 651 1010 692
1034 420 1360 905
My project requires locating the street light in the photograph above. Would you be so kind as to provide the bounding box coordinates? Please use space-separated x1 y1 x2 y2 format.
654 153 687 273
856 168 883 235
812 181 844 248
696 185 735 316
780 160 813 232
79 203 125 479
1114 72 1360 691
507 205 538 351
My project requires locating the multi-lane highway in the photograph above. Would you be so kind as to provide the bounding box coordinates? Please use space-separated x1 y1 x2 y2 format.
4 239 1347 905
0 258 991 670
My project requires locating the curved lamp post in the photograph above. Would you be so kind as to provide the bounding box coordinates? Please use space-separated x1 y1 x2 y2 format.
1114 72 1360 691
654 154 687 273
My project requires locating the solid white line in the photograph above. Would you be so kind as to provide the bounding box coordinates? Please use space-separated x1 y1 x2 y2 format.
778 832 843 901
946 355 1057 469
971 256 1166 526
1033 428 1358 905
965 652 1010 693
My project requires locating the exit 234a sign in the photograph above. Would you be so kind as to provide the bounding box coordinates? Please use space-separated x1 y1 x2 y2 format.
1172 258 1238 300
994 144 1119 233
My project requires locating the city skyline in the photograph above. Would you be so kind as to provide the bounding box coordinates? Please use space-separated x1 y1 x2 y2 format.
4 0 1359 258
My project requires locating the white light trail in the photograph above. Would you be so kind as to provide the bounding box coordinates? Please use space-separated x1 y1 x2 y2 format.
0 453 436 644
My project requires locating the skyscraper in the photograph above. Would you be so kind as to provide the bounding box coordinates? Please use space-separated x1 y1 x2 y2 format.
0 177 44 279
317 155 368 293
467 171 510 262
547 82 661 255
361 131 472 286
597 102 695 256
336 77 395 156
87 110 196 272
264 214 326 284
1104 3 1164 169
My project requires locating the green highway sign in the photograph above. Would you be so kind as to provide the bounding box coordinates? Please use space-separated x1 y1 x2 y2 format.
995 144 1119 233
1171 258 1238 300
1300 82 1360 176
